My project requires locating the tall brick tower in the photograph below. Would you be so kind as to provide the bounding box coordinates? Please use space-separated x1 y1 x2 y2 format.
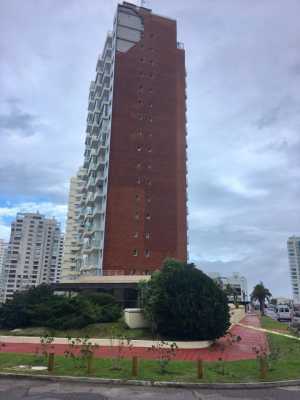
68 2 187 278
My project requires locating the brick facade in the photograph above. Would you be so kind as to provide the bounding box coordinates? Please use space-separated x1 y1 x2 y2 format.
103 6 187 274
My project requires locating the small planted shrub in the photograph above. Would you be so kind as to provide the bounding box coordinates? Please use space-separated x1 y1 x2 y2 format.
109 331 133 371
253 345 268 379
149 340 178 374
39 334 55 358
64 336 99 372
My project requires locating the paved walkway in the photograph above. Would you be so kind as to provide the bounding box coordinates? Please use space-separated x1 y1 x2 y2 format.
237 321 300 341
0 314 267 362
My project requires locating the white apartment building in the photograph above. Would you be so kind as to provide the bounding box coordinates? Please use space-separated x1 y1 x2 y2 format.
287 236 300 304
61 167 86 281
209 272 248 302
0 240 8 302
70 4 147 276
3 213 63 302
76 30 114 277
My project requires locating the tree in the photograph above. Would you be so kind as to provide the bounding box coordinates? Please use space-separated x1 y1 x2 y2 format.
224 284 239 308
251 282 272 315
142 259 230 340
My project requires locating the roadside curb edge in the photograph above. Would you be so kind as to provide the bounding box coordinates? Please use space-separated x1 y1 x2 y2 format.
0 372 299 390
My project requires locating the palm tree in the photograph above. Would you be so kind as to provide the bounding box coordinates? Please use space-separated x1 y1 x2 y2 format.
224 284 239 308
251 282 272 315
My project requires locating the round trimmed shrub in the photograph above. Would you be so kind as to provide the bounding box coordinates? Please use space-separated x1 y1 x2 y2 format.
143 259 230 340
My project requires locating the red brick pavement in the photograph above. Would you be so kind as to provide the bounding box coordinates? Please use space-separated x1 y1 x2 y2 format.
0 314 267 362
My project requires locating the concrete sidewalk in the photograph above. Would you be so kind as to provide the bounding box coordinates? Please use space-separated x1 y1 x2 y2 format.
237 321 300 341
0 336 212 349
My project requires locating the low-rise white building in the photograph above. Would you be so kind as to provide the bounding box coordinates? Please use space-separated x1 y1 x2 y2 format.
209 272 248 302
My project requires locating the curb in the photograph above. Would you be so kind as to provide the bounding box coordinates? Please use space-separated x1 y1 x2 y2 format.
0 372 300 390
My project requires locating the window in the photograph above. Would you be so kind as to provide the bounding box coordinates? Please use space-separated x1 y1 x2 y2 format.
145 232 150 239
133 249 138 256
137 146 142 152
133 232 139 238
147 179 152 186
135 213 139 220
146 214 151 220
135 194 140 201
147 147 152 152
137 163 141 169
145 249 150 257
137 177 141 184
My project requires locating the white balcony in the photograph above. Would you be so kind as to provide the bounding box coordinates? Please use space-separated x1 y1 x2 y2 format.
88 162 97 173
87 175 96 189
85 192 94 205
94 188 105 201
92 204 105 216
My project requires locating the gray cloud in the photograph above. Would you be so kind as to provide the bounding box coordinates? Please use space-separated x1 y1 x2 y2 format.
0 99 40 137
0 161 68 203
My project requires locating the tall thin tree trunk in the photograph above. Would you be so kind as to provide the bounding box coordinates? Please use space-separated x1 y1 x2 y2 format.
260 300 264 316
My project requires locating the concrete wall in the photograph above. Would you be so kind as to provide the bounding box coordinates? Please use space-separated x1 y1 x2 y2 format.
124 308 150 329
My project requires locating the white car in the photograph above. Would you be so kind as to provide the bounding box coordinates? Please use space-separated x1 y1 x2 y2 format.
291 304 300 326
265 308 277 319
276 305 291 322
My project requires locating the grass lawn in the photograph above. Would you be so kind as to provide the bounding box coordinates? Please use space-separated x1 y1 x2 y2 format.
0 333 300 383
0 352 260 383
260 316 289 332
0 322 152 340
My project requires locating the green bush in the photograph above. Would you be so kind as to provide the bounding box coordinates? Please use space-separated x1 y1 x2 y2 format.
0 285 121 330
142 259 230 340
82 292 118 306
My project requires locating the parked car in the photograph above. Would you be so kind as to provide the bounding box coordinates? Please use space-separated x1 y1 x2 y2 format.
265 307 277 319
291 304 300 326
276 305 291 322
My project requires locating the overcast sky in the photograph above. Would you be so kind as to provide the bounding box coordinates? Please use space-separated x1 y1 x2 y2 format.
1 0 300 297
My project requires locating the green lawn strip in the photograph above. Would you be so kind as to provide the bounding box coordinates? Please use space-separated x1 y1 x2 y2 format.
0 352 260 383
260 316 289 332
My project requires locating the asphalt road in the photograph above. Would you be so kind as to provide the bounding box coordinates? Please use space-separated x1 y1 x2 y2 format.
0 378 299 400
